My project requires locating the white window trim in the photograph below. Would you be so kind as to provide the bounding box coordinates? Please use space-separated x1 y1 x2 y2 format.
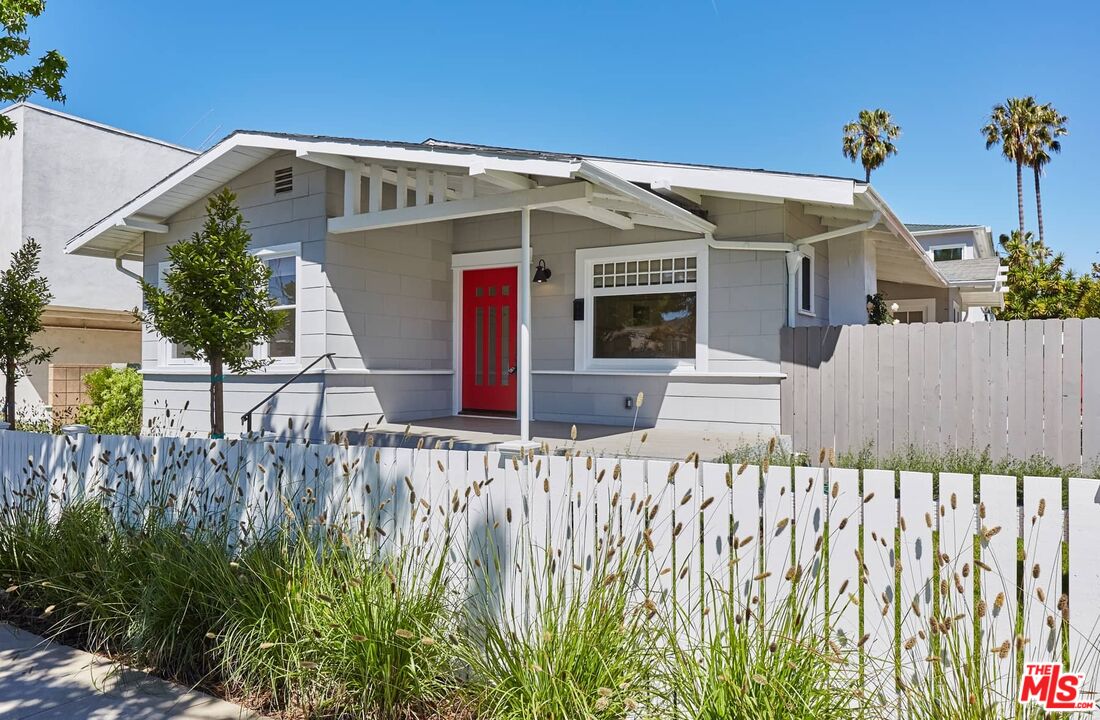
797 245 815 317
574 238 709 373
154 242 302 370
928 243 967 262
893 298 937 323
156 261 202 368
253 242 302 367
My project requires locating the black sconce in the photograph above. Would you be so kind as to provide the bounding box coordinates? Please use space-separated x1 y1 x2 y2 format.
533 259 552 283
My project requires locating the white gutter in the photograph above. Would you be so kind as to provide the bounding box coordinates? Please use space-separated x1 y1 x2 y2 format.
707 213 881 327
857 187 947 287
793 211 881 247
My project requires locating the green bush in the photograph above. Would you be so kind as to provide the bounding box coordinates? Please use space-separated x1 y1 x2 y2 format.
75 366 142 435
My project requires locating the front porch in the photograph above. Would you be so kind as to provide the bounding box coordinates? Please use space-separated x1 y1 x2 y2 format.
343 415 771 461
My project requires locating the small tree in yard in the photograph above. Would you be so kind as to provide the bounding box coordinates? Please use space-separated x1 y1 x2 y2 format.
0 238 55 426
140 189 284 438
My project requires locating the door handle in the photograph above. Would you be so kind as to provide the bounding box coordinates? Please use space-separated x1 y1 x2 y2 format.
508 366 517 375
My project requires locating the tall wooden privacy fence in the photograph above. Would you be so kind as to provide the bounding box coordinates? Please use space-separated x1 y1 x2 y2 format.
780 318 1100 466
2 429 1100 714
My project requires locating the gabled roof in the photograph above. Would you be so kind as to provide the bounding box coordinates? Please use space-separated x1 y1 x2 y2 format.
66 130 872 260
64 128 944 288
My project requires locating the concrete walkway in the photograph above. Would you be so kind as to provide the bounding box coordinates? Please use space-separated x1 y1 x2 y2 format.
0 623 264 719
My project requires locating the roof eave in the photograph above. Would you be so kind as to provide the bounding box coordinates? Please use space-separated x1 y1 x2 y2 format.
858 186 949 288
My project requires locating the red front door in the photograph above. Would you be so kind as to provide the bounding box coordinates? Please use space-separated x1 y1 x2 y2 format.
462 266 518 414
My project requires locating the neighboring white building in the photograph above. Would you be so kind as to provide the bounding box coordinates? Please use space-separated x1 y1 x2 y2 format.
66 129 989 441
0 103 195 419
888 223 1007 322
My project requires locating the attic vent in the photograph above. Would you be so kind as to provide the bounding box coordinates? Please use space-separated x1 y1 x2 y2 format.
274 167 293 194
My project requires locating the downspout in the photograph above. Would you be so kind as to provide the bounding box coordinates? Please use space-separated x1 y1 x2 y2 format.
706 211 881 327
115 256 143 283
114 235 145 283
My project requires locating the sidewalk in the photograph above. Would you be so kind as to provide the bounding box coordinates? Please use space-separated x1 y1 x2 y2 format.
0 623 264 719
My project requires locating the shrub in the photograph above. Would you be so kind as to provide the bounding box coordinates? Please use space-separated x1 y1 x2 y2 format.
76 366 142 435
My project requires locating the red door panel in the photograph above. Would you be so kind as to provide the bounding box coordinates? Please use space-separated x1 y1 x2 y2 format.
462 267 518 414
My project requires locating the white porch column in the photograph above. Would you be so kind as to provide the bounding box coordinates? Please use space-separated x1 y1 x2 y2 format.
519 207 533 442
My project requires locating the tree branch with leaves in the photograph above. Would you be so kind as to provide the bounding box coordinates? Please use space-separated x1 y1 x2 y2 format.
139 188 284 438
0 0 67 137
0 238 55 426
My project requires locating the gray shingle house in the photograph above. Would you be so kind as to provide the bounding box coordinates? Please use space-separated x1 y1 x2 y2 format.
66 129 990 443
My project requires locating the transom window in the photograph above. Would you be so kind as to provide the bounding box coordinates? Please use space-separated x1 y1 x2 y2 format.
592 255 697 288
575 239 708 372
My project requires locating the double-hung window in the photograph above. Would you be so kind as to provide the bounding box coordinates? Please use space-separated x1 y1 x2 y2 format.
156 262 200 366
155 242 301 368
253 244 300 364
576 239 708 372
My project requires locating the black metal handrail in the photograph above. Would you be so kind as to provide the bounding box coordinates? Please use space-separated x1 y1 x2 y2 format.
241 352 335 434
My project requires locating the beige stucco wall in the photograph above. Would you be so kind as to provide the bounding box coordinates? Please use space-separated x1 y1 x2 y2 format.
4 325 140 417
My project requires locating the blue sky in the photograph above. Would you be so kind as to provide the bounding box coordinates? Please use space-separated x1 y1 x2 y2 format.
23 0 1100 272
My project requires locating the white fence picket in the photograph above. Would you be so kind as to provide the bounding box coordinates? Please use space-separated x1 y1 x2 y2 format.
671 458 700 632
861 468 898 713
646 459 679 613
571 455 597 580
699 461 734 630
898 471 933 690
1022 475 1063 661
1069 478 1100 696
980 473 1019 708
615 457 648 606
793 466 825 625
730 464 760 609
762 465 793 619
827 468 861 651
937 472 976 688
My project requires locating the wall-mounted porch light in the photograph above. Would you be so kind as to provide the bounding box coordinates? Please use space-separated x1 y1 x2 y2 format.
532 259 552 283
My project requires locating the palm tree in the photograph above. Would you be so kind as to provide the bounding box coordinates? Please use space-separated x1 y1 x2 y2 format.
982 96 1042 236
1025 102 1068 245
842 109 901 182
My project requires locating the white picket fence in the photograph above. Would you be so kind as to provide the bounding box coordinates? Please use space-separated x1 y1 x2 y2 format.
2 428 1100 715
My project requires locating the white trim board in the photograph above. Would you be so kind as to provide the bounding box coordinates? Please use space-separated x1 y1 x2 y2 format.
574 237 710 374
451 249 523 416
532 370 785 379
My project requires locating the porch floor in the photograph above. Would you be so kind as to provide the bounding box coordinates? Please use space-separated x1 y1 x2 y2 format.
347 416 772 461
